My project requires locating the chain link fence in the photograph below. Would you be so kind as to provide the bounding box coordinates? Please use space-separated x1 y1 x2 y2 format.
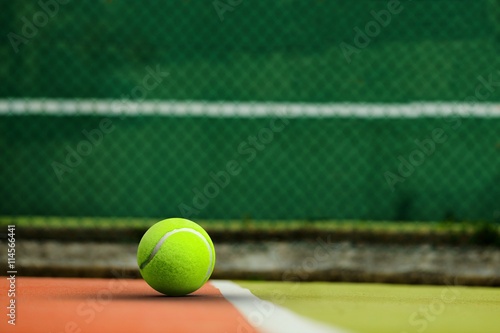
1 0 499 225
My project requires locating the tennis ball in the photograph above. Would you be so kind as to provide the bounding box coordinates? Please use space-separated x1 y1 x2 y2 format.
137 218 216 296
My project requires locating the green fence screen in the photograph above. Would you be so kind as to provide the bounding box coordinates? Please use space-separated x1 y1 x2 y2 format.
1 0 499 222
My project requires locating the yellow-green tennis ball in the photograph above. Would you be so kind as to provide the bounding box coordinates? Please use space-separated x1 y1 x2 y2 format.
137 218 216 296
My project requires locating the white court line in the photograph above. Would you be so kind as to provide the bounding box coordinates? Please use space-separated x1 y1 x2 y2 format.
0 99 499 117
211 280 351 333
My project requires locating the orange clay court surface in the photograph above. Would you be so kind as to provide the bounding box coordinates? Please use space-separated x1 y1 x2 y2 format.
0 277 258 333
3 276 500 333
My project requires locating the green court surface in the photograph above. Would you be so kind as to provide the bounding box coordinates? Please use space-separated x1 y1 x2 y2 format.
238 281 500 333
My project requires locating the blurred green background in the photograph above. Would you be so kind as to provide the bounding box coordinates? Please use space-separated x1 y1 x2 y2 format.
0 0 499 222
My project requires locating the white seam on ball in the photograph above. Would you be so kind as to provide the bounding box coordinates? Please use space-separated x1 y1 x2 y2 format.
140 228 214 286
